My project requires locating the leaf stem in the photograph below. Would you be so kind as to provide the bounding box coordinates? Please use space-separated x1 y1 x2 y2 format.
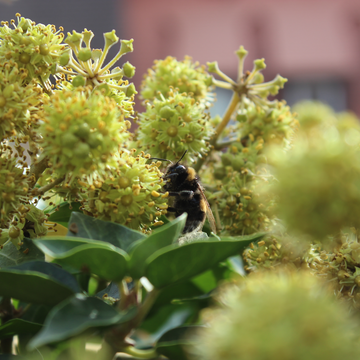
193 91 240 172
36 175 66 195
0 297 14 354
122 346 158 359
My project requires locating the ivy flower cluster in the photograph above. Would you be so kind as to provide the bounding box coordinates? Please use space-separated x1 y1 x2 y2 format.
82 150 168 231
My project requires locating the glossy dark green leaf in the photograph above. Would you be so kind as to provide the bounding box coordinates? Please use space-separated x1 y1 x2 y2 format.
47 202 81 224
33 236 115 257
0 355 26 359
149 281 204 316
0 270 76 305
146 233 265 288
53 244 129 281
0 238 44 268
0 319 42 339
66 212 145 252
136 303 198 349
8 261 80 293
28 295 137 350
156 326 201 360
128 213 187 279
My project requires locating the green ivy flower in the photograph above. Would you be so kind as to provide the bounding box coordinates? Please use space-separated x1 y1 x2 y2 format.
206 140 273 235
135 90 213 162
237 99 298 147
0 148 29 226
191 271 360 360
57 29 136 110
0 14 65 83
268 121 360 239
140 56 213 107
82 150 168 231
0 60 42 142
39 87 130 177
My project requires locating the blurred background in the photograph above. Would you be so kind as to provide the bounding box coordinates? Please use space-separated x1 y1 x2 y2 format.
1 0 359 116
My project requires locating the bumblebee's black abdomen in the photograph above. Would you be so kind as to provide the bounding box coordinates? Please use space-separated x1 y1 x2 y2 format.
174 194 206 233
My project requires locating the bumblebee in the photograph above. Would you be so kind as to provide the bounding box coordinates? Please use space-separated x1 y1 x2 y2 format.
151 151 217 234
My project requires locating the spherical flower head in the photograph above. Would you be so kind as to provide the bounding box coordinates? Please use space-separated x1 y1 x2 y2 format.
268 124 360 239
243 231 314 273
140 56 213 107
308 228 360 310
0 61 42 142
191 271 360 360
237 100 298 148
39 87 130 177
82 150 168 231
136 90 213 162
212 173 271 235
0 149 29 226
293 100 337 136
207 140 273 235
0 14 65 82
60 29 136 107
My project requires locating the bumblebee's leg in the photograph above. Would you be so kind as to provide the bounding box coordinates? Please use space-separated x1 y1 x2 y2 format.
168 190 194 199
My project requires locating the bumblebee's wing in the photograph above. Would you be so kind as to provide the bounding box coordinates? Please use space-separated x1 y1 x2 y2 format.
198 185 217 235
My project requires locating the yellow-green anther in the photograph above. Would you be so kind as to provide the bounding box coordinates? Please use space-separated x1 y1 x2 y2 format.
77 48 92 62
104 30 119 47
120 39 134 55
123 61 135 78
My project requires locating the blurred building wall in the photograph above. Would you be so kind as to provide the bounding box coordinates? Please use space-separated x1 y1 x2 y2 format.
121 0 360 115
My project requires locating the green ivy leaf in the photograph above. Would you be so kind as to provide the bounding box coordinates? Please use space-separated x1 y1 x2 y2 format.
0 238 44 268
156 326 201 360
145 233 265 288
53 244 128 282
34 236 118 257
66 212 145 252
128 214 187 279
0 319 42 339
0 264 78 305
8 261 80 293
28 295 137 350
